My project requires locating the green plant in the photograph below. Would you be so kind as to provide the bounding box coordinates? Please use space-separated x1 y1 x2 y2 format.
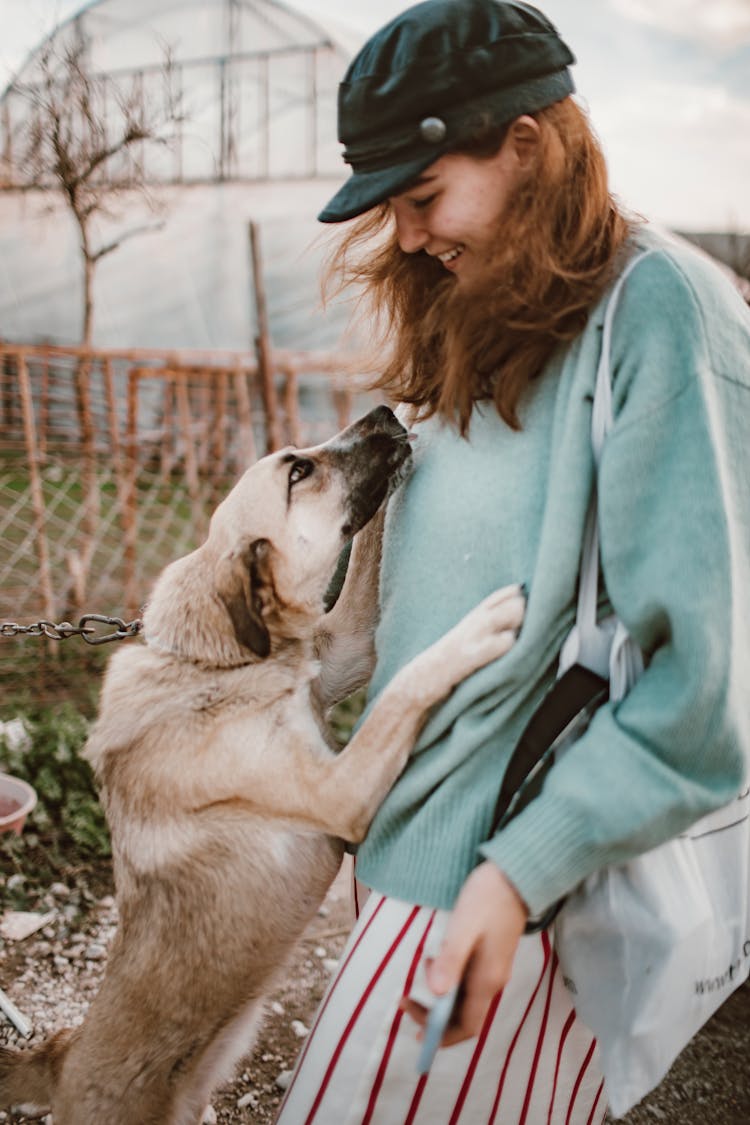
329 690 367 748
1 702 111 910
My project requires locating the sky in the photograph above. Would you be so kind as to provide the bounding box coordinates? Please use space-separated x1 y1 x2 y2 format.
1 0 749 232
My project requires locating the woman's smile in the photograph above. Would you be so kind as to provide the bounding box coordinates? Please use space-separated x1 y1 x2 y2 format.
388 139 529 285
435 244 466 269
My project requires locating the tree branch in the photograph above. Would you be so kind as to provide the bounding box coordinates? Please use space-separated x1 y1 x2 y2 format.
92 219 166 262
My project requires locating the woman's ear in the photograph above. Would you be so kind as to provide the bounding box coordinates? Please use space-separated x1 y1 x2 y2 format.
507 115 541 171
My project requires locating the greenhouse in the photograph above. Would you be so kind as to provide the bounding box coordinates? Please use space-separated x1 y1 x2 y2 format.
0 0 359 351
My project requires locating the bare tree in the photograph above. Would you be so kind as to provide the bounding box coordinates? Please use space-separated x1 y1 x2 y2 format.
10 25 184 613
16 27 183 346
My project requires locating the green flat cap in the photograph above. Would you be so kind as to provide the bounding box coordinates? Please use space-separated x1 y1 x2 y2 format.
319 0 575 223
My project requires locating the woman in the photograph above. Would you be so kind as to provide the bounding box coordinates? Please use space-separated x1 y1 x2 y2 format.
277 2 750 1122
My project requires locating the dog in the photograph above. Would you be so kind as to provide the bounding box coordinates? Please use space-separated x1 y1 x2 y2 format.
0 406 524 1124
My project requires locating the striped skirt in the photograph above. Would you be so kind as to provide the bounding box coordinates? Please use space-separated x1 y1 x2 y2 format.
276 889 607 1125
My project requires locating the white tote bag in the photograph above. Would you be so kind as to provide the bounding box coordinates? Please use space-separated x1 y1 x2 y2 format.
553 251 750 1118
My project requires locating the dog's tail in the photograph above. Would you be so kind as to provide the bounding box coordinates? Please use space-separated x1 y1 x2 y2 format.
0 1028 73 1109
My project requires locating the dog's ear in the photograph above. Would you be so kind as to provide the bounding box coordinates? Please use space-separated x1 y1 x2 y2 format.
218 537 274 658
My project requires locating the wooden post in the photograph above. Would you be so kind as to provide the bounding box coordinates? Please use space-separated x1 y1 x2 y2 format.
211 369 228 483
124 369 140 617
160 377 177 481
282 364 301 447
248 221 282 452
102 356 124 477
39 352 49 463
0 356 8 436
233 367 257 467
333 384 354 432
196 375 211 474
17 355 56 624
175 373 206 538
103 356 131 612
69 352 98 613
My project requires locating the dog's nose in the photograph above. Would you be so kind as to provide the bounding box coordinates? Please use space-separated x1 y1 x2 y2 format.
370 404 397 426
326 406 410 459
361 405 406 438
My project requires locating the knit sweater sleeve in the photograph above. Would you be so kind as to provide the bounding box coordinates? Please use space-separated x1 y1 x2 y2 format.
480 247 750 916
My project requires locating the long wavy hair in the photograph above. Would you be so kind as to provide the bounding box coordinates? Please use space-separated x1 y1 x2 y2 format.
325 98 634 433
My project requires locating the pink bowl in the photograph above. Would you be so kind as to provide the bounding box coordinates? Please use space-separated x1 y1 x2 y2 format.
0 773 37 835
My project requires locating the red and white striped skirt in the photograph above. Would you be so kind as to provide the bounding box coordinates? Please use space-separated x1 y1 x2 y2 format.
276 889 607 1125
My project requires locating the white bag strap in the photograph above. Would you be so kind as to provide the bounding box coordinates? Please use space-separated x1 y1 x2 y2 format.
563 250 655 691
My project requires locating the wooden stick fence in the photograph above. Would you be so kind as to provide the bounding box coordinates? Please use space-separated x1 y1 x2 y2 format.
0 341 374 622
16 354 56 625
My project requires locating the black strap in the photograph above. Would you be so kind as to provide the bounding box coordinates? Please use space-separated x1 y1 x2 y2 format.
491 663 608 833
490 663 609 933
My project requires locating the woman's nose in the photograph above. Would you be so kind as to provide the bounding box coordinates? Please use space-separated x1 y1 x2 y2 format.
392 202 429 254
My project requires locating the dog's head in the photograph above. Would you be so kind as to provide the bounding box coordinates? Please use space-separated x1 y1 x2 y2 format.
142 406 412 666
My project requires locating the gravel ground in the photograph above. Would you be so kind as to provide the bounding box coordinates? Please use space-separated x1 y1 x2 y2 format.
0 863 356 1124
1 861 748 1124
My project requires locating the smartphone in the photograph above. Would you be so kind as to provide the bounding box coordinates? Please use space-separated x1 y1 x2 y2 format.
416 984 460 1074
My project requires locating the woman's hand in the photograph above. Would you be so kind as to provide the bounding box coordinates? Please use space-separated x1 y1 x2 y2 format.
400 861 529 1046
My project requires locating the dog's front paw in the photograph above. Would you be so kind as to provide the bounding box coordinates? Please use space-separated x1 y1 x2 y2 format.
445 583 525 680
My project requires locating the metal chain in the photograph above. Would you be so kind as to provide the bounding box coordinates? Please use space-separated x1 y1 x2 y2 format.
0 614 143 645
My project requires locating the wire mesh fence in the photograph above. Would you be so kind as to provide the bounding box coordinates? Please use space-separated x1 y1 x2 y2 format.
0 341 375 707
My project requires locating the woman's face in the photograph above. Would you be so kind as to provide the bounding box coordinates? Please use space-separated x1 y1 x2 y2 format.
388 131 528 288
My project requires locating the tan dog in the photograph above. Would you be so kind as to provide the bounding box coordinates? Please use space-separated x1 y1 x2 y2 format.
0 407 524 1124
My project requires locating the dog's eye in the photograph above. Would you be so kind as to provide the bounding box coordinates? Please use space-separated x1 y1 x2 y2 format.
289 458 314 485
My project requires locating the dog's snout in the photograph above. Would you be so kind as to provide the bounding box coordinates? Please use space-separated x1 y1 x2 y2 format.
313 408 413 542
339 405 407 445
368 405 402 434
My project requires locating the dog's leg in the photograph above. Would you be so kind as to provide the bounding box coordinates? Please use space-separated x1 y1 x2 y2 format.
200 584 524 840
324 582 525 840
314 508 385 708
0 1029 74 1116
168 999 265 1125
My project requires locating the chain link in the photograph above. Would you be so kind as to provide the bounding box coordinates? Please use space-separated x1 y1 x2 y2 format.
0 615 143 645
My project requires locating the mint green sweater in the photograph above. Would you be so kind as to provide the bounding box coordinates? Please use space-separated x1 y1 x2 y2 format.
354 226 750 915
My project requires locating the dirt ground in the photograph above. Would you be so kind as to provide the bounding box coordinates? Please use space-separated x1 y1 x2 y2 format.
1 859 749 1124
0 861 357 1125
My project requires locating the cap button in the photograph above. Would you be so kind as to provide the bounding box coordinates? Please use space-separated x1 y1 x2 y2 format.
419 116 447 144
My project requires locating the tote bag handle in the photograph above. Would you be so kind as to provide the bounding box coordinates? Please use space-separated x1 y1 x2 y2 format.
561 249 655 692
491 250 656 920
